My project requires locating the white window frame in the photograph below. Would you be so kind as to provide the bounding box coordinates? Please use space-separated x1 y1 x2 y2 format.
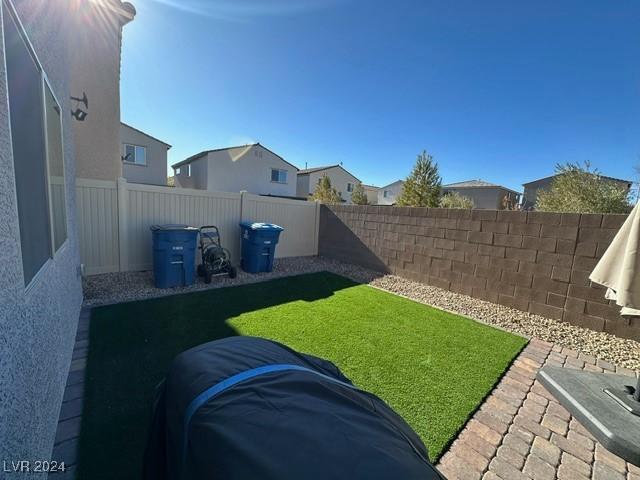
123 143 147 166
2 0 69 291
384 190 390 198
271 168 288 184
43 76 67 255
347 182 354 192
187 164 191 177
175 167 181 175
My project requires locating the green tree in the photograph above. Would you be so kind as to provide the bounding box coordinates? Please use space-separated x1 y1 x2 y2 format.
439 191 474 209
311 174 342 204
350 182 369 205
537 162 632 214
397 150 442 207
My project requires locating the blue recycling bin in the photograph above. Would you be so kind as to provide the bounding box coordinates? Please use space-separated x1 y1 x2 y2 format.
239 222 284 273
150 224 199 288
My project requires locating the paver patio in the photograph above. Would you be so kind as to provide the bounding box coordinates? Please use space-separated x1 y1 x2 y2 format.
437 339 640 480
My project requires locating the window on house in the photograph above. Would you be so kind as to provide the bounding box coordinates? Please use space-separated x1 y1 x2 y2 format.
175 167 181 175
44 81 67 251
347 183 354 192
271 168 287 183
384 190 390 198
123 144 147 165
187 164 191 177
3 3 67 286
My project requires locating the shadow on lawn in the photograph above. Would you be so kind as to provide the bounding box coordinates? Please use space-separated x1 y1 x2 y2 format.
76 271 356 480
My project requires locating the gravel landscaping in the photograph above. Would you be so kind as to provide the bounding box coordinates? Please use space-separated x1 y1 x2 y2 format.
83 256 640 371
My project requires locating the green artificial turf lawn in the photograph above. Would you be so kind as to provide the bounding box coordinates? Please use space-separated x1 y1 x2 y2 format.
77 272 526 479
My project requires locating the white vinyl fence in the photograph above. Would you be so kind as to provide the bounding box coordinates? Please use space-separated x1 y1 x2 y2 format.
76 178 320 275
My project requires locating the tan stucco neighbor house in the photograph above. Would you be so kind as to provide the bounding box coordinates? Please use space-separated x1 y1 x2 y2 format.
443 179 521 210
71 0 135 182
362 184 379 205
296 165 361 203
522 174 632 210
0 0 134 467
121 122 171 186
172 143 299 196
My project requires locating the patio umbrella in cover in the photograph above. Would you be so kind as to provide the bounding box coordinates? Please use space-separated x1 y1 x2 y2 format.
590 202 640 317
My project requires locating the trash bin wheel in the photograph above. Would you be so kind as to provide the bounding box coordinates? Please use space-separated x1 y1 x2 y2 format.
228 266 237 279
197 264 205 277
204 269 212 284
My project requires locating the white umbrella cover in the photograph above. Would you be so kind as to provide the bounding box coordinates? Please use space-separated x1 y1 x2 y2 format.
590 203 640 316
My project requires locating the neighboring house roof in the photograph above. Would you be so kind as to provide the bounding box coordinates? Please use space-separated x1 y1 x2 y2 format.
523 173 633 187
443 179 521 195
121 122 172 149
362 184 378 189
298 165 336 175
380 180 404 190
171 143 299 171
297 164 361 182
444 179 500 188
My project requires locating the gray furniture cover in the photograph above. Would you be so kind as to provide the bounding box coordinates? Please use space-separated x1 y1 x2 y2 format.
144 336 445 480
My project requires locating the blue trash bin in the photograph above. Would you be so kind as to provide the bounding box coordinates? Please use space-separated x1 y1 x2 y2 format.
150 224 199 288
239 222 284 273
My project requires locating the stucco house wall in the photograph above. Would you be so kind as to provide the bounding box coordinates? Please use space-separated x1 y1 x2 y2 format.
0 0 83 467
378 180 404 205
120 122 171 186
70 0 131 181
174 156 208 190
174 144 298 196
443 186 517 209
297 165 360 203
296 173 310 199
363 184 378 204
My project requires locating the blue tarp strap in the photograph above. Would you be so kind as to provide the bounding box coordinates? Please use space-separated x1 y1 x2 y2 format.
181 363 357 464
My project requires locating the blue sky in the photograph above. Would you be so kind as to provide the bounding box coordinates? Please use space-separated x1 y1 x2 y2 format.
120 0 640 191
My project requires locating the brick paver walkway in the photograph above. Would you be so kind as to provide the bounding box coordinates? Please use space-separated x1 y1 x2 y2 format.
437 339 640 480
49 308 90 479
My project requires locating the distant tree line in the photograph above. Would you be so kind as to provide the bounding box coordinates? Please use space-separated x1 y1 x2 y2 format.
311 153 632 214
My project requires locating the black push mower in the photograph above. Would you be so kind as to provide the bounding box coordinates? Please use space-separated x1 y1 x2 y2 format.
196 226 237 283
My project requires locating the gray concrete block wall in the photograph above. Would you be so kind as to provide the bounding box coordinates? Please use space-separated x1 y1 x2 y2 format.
319 205 638 340
0 0 83 470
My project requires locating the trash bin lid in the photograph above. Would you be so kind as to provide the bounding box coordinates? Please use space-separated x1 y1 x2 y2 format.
150 224 199 231
239 221 284 231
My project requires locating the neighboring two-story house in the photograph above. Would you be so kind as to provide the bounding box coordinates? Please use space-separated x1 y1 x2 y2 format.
522 174 633 210
172 143 299 196
121 122 171 186
378 180 404 205
0 0 134 466
443 180 521 210
296 165 360 203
